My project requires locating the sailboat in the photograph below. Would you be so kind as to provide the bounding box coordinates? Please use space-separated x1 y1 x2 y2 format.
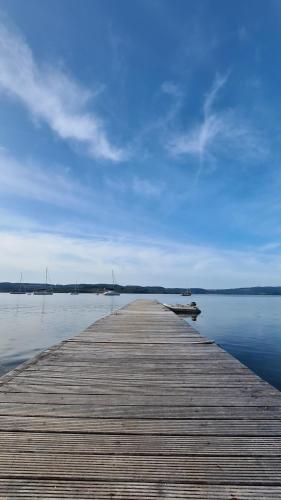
33 268 53 295
10 273 26 294
103 270 120 296
70 282 79 295
181 289 192 296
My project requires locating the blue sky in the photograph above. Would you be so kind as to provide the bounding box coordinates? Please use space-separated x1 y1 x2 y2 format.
0 0 281 287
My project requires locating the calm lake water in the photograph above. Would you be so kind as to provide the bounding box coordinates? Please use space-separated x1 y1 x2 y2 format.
0 293 281 391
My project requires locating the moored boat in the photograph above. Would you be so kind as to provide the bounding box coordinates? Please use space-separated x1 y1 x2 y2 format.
33 289 53 296
163 302 201 315
103 270 120 296
33 268 53 295
70 282 79 295
10 273 26 294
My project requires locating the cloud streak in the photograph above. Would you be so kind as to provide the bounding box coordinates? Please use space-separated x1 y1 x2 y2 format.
167 73 267 168
1 228 281 288
0 150 168 240
0 23 125 161
105 175 165 198
0 149 92 210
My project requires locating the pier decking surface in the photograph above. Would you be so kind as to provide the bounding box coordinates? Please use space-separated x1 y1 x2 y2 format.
0 299 281 498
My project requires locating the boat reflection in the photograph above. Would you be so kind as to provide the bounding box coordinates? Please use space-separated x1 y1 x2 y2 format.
179 311 201 321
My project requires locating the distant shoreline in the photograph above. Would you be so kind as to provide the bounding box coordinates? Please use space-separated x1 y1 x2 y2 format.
2 283 281 296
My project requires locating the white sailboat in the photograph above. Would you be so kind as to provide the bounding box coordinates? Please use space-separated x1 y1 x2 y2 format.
70 282 79 295
33 268 53 295
103 270 120 296
10 272 26 294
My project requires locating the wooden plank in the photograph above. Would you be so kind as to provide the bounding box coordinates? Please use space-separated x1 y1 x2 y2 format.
1 432 280 456
0 390 279 404
0 389 278 403
1 380 272 393
30 359 250 369
0 480 280 499
1 382 278 397
0 454 280 484
0 416 280 435
0 403 279 418
24 364 251 374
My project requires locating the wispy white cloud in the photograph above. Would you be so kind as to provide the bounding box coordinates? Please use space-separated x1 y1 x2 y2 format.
1 228 281 288
203 73 229 117
0 207 37 231
105 175 164 197
238 26 249 43
0 149 92 210
167 73 267 167
132 177 164 196
0 22 125 161
161 81 182 98
167 73 229 161
0 149 168 241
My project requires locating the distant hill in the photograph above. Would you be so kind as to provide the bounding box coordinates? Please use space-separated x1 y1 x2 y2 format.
206 286 281 295
0 282 186 294
1 283 281 295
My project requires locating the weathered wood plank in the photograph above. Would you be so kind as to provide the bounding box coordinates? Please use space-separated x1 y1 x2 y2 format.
0 377 272 390
1 381 278 397
0 416 280 435
0 389 278 404
0 480 280 499
24 364 251 374
0 403 279 418
1 432 280 456
0 387 278 402
0 454 280 484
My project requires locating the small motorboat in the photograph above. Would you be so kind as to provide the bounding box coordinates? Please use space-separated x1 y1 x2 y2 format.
163 301 201 315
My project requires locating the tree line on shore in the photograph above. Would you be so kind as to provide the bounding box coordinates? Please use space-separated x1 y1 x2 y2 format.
1 282 281 295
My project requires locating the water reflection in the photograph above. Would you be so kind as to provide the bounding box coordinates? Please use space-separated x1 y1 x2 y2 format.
191 312 199 321
109 296 116 314
13 295 22 317
40 296 46 316
178 312 200 321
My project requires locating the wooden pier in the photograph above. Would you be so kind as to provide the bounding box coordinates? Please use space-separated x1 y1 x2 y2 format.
0 299 280 498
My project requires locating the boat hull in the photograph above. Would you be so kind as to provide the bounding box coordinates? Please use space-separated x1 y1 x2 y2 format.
163 304 201 315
